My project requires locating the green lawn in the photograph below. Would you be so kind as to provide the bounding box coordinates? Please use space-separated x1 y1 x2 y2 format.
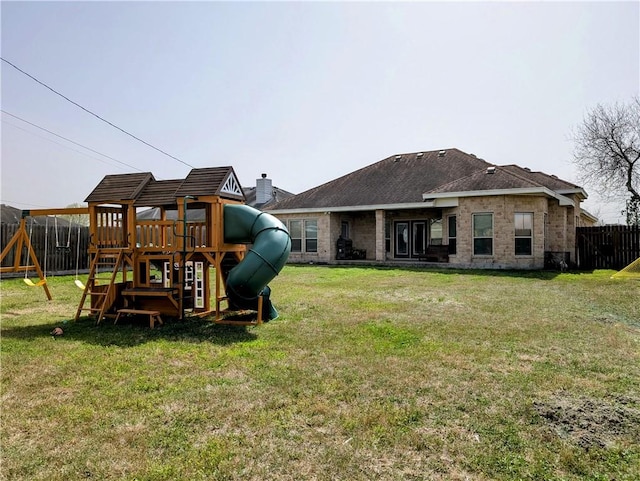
1 266 639 480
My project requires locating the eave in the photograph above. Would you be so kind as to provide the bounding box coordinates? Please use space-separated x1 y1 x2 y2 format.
267 202 438 215
422 187 577 207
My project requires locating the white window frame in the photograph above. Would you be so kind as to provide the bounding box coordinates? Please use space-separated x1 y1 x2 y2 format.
288 219 317 253
473 213 494 256
447 215 457 255
305 220 318 253
515 212 533 256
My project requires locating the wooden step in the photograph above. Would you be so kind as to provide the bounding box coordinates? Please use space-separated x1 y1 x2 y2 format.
115 309 163 329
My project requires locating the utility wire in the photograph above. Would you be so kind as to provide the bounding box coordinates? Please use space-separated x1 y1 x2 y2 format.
1 57 195 169
3 118 135 172
2 110 143 172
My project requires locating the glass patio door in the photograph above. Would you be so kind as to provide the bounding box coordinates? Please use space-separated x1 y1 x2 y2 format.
395 222 409 257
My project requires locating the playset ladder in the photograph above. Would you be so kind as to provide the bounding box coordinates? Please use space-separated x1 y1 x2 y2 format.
75 249 125 324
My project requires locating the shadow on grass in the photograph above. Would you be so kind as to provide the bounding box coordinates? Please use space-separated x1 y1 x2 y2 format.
0 315 258 348
286 263 597 280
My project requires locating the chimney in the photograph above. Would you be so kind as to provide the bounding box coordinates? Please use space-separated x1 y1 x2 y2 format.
256 173 273 204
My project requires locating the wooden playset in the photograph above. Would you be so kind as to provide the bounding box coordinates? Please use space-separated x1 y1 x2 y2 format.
1 167 291 326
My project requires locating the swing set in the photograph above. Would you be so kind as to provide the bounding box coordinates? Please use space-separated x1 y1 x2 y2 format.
0 207 89 299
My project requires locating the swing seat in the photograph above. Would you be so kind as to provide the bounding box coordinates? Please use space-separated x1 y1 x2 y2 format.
74 279 86 289
24 278 46 287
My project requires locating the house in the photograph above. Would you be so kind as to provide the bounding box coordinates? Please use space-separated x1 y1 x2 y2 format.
266 148 592 269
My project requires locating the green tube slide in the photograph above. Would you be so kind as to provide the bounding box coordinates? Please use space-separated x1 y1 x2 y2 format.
223 204 291 320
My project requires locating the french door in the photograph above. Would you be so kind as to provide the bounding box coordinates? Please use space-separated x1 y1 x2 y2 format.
394 221 427 258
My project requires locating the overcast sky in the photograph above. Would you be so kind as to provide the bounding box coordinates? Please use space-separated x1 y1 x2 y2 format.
1 1 638 223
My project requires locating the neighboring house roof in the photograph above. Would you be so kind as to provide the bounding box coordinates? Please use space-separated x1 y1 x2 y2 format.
268 149 491 210
84 167 245 205
136 207 206 221
267 148 586 212
242 185 295 209
0 204 81 226
1 204 28 224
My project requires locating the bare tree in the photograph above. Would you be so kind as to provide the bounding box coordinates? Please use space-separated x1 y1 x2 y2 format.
63 203 90 227
572 97 640 225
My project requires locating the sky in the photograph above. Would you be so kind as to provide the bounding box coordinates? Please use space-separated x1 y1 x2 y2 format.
1 1 638 224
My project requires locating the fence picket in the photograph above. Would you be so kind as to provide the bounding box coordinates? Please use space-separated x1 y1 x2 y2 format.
576 225 640 270
1 224 90 277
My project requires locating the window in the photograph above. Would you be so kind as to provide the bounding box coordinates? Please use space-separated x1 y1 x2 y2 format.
341 221 350 239
515 213 533 256
385 221 391 253
288 219 317 253
473 213 493 255
430 219 443 245
412 221 426 256
289 220 302 252
448 216 457 255
305 220 318 253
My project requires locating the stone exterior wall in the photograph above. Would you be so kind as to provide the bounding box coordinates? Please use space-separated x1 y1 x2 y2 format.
273 213 332 264
271 193 580 269
450 195 548 269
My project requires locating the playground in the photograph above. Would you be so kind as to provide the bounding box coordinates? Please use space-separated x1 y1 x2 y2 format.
1 266 638 480
0 166 291 327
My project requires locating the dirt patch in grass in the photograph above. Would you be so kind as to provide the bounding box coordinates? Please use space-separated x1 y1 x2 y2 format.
534 392 640 450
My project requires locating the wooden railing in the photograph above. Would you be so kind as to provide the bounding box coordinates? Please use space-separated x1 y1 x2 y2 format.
94 207 126 248
135 221 207 250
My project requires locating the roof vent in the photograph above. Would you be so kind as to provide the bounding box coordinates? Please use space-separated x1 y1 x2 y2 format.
486 166 496 174
394 155 402 162
524 167 531 172
438 150 446 157
416 152 424 157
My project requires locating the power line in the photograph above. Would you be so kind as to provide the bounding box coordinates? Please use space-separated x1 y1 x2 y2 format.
1 57 195 169
0 109 142 172
0 199 51 209
2 119 132 170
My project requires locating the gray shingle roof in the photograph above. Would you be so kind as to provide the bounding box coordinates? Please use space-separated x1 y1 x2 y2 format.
425 165 582 196
500 165 581 191
425 166 542 194
268 149 491 210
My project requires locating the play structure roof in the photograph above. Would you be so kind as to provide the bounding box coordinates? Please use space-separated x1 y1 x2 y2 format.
85 167 245 205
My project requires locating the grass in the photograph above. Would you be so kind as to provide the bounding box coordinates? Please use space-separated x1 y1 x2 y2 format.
1 266 639 480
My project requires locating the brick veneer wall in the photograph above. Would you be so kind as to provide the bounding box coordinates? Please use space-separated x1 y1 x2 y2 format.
272 213 332 263
272 193 579 268
450 195 549 269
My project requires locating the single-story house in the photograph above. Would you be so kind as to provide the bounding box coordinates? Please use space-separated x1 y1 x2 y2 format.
266 148 596 269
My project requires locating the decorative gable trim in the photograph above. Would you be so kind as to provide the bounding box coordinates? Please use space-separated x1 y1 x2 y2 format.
220 172 243 197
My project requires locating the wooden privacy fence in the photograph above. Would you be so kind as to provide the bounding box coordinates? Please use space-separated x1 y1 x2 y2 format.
0 223 90 277
576 225 640 270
